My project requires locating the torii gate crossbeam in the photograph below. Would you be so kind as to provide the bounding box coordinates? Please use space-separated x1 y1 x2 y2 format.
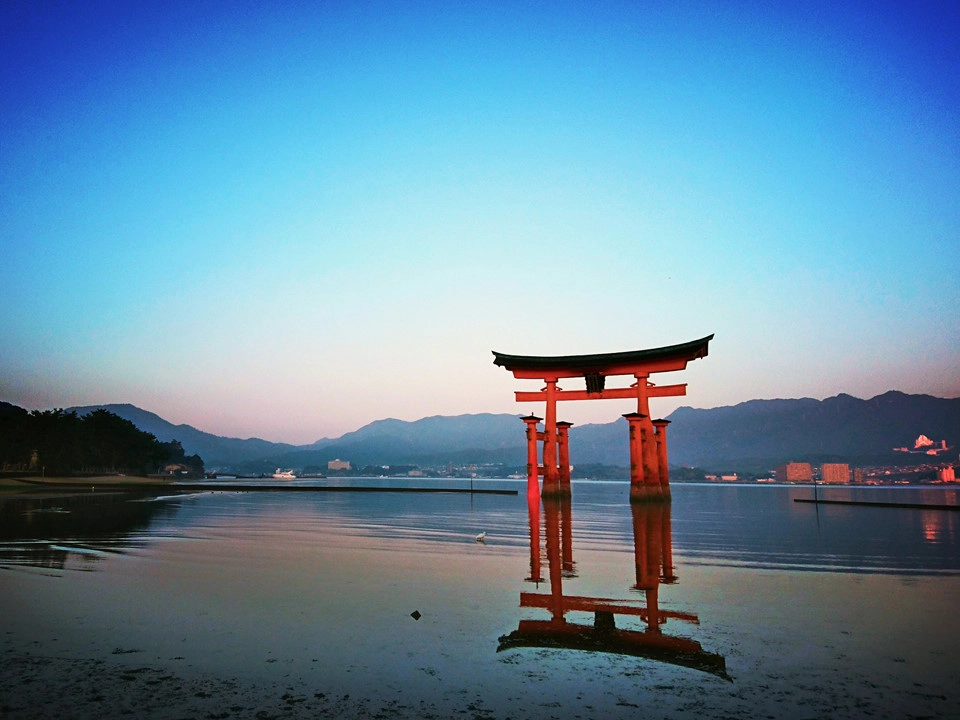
493 334 713 502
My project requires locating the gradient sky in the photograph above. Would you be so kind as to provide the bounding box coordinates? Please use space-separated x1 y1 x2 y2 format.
2 0 958 444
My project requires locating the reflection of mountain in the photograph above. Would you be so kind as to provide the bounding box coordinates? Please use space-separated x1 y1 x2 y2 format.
0 491 178 571
499 497 729 679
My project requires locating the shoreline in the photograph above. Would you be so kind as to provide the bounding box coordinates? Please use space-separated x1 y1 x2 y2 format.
794 497 960 511
3 474 958 490
0 476 518 496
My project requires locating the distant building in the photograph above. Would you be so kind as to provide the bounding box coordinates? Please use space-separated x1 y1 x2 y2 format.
852 468 865 484
894 436 951 456
327 459 351 471
776 462 812 483
821 463 850 484
720 474 738 482
937 466 956 482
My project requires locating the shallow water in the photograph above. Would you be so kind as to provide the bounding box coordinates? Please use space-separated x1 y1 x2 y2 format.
1 481 958 718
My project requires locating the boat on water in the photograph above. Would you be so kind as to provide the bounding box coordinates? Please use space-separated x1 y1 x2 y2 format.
272 469 296 479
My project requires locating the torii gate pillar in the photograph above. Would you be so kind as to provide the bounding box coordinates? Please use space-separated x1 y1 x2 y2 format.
556 421 573 490
522 415 542 498
653 419 672 500
624 413 661 501
519 415 573 500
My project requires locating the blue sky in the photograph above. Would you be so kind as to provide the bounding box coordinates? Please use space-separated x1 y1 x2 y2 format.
2 0 958 443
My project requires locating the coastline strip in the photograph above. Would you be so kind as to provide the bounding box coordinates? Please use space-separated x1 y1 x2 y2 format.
794 498 959 511
9 478 518 496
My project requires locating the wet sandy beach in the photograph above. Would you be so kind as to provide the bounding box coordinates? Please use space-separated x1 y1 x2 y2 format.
1 652 449 720
2 481 957 719
2 644 953 720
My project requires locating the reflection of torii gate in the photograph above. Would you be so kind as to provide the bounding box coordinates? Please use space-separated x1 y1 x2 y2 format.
493 335 713 501
498 496 729 679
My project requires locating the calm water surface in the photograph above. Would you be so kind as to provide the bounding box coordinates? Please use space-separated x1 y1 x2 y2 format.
2 481 958 719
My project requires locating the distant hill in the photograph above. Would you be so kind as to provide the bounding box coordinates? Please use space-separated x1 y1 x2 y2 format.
562 391 960 470
64 404 526 471
41 391 960 473
66 404 300 466
292 413 527 469
320 413 522 452
664 391 960 470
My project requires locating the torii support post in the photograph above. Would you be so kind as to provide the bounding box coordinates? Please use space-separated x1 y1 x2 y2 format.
541 380 562 497
522 415 542 499
653 419 671 500
634 374 662 498
624 413 644 491
556 421 573 494
624 413 661 501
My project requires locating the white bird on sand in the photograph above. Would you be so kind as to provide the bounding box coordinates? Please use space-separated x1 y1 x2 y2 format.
475 532 487 543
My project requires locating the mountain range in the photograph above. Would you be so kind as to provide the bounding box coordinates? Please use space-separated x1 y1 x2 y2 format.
61 391 960 473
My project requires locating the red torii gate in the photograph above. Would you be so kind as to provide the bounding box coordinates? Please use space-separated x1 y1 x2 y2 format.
492 335 713 501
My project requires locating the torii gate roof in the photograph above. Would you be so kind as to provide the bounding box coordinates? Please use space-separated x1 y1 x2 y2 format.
492 334 713 379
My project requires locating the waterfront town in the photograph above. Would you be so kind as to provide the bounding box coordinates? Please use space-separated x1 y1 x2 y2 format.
254 455 960 486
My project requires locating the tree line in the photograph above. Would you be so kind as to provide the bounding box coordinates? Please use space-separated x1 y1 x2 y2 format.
0 403 203 476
